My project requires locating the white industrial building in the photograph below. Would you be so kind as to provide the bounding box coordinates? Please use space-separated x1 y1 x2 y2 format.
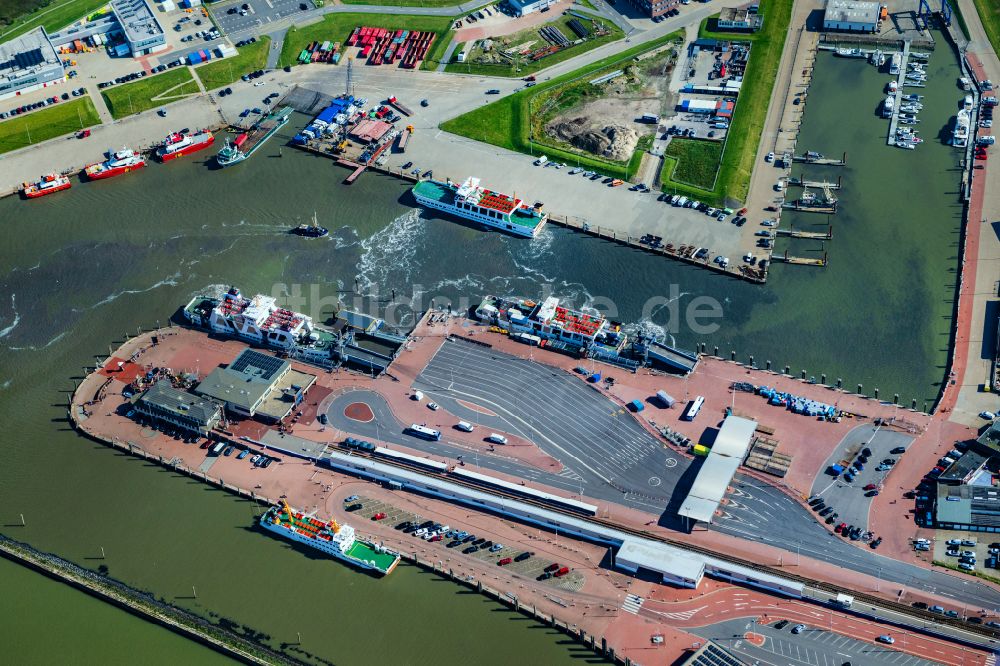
111 0 167 56
678 415 757 524
0 28 64 101
505 0 558 16
823 0 880 33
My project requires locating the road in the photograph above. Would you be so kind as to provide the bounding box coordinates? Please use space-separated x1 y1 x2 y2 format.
324 337 1000 612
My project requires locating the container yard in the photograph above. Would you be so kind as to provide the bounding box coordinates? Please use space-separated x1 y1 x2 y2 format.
346 27 436 69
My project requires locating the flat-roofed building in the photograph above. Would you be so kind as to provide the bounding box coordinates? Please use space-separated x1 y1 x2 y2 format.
718 6 763 31
195 348 316 421
111 0 166 56
349 118 392 143
678 416 757 524
935 484 1000 533
823 0 879 33
134 380 222 435
0 28 64 101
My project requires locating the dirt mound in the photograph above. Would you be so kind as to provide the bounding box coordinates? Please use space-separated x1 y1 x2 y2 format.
547 118 638 162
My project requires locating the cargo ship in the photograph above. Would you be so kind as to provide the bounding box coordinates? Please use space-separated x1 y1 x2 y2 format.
216 107 292 167
156 129 215 162
84 147 146 180
260 501 400 576
21 173 71 199
411 176 547 238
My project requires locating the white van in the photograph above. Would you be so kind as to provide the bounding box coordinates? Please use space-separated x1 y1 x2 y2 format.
487 433 508 444
456 421 474 432
412 390 424 401
534 155 548 166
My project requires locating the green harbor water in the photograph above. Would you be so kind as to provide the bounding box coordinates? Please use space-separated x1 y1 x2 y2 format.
0 29 966 663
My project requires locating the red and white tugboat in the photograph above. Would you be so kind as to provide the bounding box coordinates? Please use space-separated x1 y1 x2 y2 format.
156 129 214 162
84 146 146 180
21 173 71 199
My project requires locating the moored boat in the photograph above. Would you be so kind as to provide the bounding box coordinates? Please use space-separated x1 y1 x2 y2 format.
156 129 214 162
84 147 146 180
21 173 71 199
412 176 547 238
292 212 329 238
260 501 400 576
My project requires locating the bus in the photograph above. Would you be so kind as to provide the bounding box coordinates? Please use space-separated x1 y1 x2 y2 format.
405 424 441 441
682 396 705 421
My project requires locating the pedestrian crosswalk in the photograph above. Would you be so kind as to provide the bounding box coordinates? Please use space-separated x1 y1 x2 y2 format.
622 594 644 615
984 654 996 666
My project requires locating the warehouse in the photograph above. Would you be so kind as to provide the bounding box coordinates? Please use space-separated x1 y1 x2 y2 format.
935 485 1000 534
718 6 763 32
195 348 316 421
0 28 64 101
111 0 166 56
505 0 558 16
823 0 880 33
678 416 757 524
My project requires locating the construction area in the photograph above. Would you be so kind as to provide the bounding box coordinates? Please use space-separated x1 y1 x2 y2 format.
456 10 614 71
535 44 679 164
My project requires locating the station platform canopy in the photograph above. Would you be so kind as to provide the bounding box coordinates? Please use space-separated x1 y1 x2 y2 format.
678 415 757 524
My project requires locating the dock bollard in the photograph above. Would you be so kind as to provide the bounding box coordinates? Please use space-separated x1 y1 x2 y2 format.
912 399 917 410
874 388 879 400
784 365 790 375
731 350 736 361
821 373 827 385
714 346 719 357
857 384 863 395
837 378 842 389
766 360 771 370
749 355 754 367
894 393 899 405
801 369 806 380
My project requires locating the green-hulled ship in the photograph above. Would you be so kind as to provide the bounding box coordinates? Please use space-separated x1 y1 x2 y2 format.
217 106 292 167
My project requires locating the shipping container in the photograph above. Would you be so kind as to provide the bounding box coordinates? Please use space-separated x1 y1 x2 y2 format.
655 390 676 408
692 444 710 456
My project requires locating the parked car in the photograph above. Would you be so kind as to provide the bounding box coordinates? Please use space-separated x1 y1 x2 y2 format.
791 624 806 634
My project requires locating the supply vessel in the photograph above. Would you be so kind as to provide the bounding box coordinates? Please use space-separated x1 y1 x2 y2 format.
84 147 146 180
156 129 215 162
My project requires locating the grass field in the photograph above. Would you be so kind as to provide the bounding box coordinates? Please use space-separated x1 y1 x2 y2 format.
663 138 723 190
102 68 200 119
973 0 1000 54
339 0 473 5
195 37 271 91
445 11 623 77
0 96 99 154
671 0 792 205
0 0 107 42
278 13 454 71
441 33 682 180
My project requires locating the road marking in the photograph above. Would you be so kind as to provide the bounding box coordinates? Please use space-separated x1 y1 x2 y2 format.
622 594 644 615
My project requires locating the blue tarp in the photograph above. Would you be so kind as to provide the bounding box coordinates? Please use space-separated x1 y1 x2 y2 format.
588 373 601 383
629 400 644 412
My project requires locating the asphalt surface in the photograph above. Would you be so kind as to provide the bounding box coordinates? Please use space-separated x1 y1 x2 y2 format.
213 0 312 37
340 338 1000 612
810 425 914 531
688 618 939 666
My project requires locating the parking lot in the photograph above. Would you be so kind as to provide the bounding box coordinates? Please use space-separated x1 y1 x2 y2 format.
345 494 585 591
690 618 939 666
811 424 914 531
931 530 1000 578
213 0 312 37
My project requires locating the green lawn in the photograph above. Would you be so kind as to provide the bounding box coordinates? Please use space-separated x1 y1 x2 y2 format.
0 0 108 42
102 68 200 119
339 0 472 5
441 33 682 180
0 96 99 154
973 0 1000 54
278 13 454 71
674 0 792 205
663 138 723 190
445 11 623 77
195 37 271 91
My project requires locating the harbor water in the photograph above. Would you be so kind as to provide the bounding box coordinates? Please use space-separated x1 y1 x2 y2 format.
0 28 966 662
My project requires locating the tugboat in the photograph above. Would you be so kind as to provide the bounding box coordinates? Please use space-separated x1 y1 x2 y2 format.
21 173 71 199
84 146 146 180
292 212 329 238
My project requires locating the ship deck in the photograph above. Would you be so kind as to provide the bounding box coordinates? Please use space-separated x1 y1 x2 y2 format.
346 540 398 573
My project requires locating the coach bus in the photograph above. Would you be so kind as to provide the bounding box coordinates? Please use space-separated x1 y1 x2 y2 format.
682 396 705 421
405 424 442 441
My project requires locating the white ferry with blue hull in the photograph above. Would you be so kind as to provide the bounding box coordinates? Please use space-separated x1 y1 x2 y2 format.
411 176 548 238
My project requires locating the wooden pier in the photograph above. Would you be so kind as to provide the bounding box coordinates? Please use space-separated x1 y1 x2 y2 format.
781 202 837 214
787 176 841 190
887 41 911 146
792 152 847 166
770 251 827 266
775 225 832 240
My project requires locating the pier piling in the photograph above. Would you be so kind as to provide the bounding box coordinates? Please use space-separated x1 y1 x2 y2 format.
894 393 899 404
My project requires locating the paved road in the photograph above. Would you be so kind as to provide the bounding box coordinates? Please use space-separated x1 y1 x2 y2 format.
328 338 1000 611
688 617 941 666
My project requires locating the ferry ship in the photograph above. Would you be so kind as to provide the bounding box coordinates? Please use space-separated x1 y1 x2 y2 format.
260 502 400 576
21 173 71 199
216 107 292 167
84 147 146 180
182 286 407 371
475 295 627 354
411 176 548 238
953 109 971 148
156 129 215 162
